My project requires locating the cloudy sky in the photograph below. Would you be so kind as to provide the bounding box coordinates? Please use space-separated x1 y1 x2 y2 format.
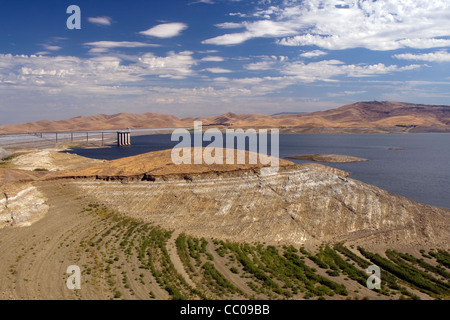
1 0 449 124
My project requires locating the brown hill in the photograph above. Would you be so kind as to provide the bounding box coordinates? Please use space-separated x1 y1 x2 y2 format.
0 112 190 134
1 148 448 247
1 101 450 134
58 148 295 180
294 101 450 128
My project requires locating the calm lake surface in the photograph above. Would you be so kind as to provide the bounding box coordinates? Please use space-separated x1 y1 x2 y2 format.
68 133 450 209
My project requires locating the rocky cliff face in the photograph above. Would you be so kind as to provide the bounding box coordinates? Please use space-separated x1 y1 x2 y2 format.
67 163 449 247
0 184 48 228
1 149 448 248
0 148 13 160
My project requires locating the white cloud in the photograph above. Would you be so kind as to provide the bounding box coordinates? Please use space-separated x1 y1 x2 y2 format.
229 76 299 96
394 50 450 62
84 41 159 53
229 12 248 18
281 60 421 82
198 50 219 54
0 51 198 96
215 22 244 29
396 39 450 50
300 50 327 58
203 20 296 45
245 61 274 71
88 17 112 26
190 0 215 4
0 51 437 124
203 67 233 73
139 23 188 38
42 44 61 51
138 51 197 79
242 55 287 71
232 77 265 85
203 0 450 50
201 56 225 62
279 1 450 50
0 54 137 93
85 41 158 48
87 48 109 54
202 32 252 46
328 90 367 97
213 77 229 82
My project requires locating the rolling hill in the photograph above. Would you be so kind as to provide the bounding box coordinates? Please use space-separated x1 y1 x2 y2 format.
0 101 449 134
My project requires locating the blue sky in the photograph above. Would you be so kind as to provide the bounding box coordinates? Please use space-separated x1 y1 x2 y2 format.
0 0 449 124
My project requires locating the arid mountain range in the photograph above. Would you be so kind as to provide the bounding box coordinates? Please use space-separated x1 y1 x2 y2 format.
1 101 450 134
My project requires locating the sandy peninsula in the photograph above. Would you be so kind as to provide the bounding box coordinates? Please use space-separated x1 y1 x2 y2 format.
285 154 368 163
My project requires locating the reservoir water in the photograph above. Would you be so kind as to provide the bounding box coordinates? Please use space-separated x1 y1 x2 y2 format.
67 133 450 209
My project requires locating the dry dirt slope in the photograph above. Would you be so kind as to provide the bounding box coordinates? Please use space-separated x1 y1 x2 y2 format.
1 148 449 247
65 164 448 247
0 149 449 300
0 179 448 300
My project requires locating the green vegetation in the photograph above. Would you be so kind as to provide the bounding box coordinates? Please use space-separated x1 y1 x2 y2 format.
358 247 450 298
1 153 21 162
202 262 242 296
0 152 23 168
80 204 201 300
176 234 242 298
393 251 450 279
0 162 15 168
68 204 449 300
212 241 348 299
335 243 423 299
428 249 450 269
176 234 196 274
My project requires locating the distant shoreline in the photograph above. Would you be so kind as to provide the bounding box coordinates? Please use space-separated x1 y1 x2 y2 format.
1 101 450 136
285 154 369 163
2 126 450 137
1 129 450 151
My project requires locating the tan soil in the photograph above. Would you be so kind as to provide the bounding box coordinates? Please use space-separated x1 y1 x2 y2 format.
285 154 368 163
1 101 450 135
0 148 448 300
10 149 104 172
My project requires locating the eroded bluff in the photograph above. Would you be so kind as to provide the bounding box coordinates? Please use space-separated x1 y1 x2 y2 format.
68 163 449 247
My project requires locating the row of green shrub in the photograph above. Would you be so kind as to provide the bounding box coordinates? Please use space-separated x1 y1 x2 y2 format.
358 247 449 297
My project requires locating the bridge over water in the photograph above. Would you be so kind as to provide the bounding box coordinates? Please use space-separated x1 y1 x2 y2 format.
0 131 117 149
0 128 176 150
